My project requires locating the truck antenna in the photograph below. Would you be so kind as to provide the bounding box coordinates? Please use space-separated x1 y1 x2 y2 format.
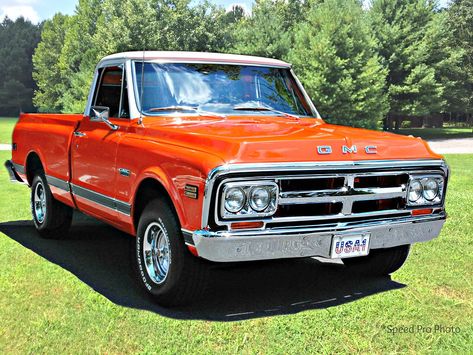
138 45 145 125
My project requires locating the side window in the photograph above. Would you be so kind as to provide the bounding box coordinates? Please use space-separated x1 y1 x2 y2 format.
93 66 129 118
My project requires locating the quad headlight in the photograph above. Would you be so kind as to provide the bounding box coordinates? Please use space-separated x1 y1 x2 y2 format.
224 187 246 213
221 182 278 219
407 175 444 206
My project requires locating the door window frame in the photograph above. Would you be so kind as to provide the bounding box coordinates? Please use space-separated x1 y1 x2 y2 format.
84 59 136 120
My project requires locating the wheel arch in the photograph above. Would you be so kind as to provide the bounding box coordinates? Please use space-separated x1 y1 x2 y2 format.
25 150 45 185
132 174 186 233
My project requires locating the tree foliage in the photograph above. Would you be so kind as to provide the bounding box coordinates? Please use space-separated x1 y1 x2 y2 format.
370 0 448 123
33 13 71 112
28 0 473 128
232 0 306 59
0 17 41 115
447 0 473 114
33 0 236 113
289 0 388 128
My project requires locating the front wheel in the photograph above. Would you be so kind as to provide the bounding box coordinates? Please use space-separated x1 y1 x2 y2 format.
133 197 208 306
343 244 411 276
31 174 73 239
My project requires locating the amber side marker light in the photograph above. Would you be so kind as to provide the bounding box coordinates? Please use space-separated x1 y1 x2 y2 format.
231 221 265 230
412 208 434 216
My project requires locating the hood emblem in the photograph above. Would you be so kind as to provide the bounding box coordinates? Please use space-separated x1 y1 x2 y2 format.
317 145 377 155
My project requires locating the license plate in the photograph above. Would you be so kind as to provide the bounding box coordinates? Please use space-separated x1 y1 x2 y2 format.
330 233 370 259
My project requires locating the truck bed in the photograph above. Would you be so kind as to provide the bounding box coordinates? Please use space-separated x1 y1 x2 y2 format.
12 113 82 186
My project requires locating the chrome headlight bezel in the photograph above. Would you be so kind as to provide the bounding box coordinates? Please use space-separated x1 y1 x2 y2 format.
407 175 445 206
220 181 278 219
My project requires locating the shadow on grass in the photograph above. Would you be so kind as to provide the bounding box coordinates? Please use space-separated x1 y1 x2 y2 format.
0 214 406 321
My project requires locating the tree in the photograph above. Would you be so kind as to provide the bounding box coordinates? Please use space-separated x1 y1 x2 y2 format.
32 13 70 112
425 10 468 117
0 17 41 115
33 0 235 112
447 0 473 120
289 0 388 129
58 0 104 113
232 0 307 59
369 0 445 129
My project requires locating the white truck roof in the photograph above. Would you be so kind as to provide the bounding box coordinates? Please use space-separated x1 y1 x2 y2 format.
100 51 291 68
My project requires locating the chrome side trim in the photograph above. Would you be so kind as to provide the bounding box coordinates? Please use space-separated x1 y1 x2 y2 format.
181 229 195 245
201 159 448 228
70 183 131 216
46 175 70 192
5 160 25 183
192 217 445 262
12 162 25 174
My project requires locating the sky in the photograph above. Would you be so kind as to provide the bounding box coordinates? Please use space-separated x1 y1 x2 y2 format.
0 0 450 24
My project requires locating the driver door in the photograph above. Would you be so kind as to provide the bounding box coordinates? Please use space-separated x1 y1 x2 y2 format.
71 64 130 224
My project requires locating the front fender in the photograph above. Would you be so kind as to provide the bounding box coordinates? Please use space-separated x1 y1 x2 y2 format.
132 167 187 227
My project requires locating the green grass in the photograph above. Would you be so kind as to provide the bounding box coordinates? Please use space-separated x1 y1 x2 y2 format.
397 127 473 140
0 152 472 353
0 117 18 144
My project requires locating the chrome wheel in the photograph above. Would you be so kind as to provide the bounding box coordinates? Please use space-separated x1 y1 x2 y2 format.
142 222 171 284
34 182 47 224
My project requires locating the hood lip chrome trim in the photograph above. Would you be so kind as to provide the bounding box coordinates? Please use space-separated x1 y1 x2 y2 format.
201 159 449 228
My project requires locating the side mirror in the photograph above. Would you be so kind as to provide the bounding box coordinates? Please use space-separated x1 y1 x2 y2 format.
90 106 119 130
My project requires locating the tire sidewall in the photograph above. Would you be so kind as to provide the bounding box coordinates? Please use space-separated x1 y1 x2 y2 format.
31 174 54 231
135 200 183 298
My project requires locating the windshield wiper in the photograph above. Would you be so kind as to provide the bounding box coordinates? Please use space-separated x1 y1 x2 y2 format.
233 104 300 119
147 105 226 118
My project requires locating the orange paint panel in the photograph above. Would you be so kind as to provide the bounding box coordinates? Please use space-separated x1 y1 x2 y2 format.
11 110 443 238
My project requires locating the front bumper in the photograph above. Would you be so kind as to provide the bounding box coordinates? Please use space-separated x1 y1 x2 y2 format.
189 215 445 262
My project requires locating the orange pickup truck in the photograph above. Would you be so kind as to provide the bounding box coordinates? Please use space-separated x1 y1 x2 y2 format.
6 52 448 306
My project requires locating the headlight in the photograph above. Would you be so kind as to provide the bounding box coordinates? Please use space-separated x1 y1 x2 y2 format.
423 178 439 200
224 187 245 213
407 175 444 206
221 182 278 219
249 186 271 211
408 179 422 202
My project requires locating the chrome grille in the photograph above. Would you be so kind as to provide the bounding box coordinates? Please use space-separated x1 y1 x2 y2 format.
205 160 449 230
278 172 408 216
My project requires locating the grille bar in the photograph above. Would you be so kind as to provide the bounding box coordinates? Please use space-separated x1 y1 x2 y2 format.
280 187 406 204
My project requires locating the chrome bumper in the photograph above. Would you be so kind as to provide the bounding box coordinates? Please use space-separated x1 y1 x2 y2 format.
190 216 445 262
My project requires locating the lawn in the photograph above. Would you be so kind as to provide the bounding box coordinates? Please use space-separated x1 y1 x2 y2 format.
0 117 17 144
397 127 473 140
0 152 472 353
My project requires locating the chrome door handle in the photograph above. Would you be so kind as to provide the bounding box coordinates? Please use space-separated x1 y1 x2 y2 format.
74 131 86 137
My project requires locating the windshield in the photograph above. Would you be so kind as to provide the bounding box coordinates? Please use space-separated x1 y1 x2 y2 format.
134 62 315 117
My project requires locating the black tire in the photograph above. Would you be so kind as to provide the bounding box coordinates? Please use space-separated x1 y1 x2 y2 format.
343 244 411 276
31 174 73 239
134 197 208 306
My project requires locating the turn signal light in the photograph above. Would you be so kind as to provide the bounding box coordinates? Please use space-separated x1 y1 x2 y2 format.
412 208 433 216
231 221 264 230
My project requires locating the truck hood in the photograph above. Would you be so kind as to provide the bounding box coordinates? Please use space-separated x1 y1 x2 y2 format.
141 115 441 164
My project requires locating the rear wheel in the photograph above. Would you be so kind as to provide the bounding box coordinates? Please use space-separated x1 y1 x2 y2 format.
31 174 73 239
343 244 411 276
134 197 208 306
